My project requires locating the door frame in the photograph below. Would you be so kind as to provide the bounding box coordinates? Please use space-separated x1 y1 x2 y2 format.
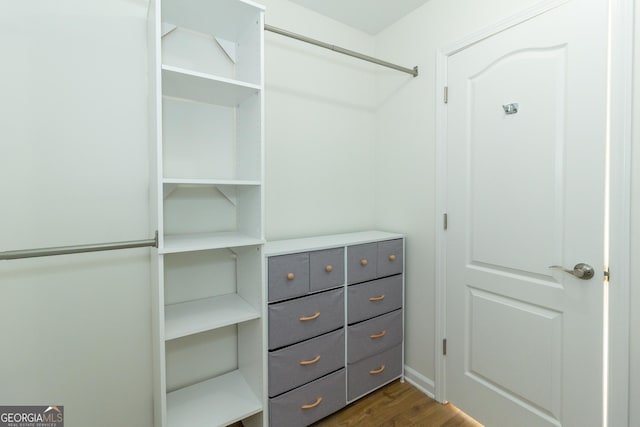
433 1 633 425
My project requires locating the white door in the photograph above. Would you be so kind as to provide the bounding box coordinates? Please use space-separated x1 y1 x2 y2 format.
445 1 608 426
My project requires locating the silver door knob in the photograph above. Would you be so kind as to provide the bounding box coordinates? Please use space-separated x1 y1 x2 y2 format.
549 263 595 280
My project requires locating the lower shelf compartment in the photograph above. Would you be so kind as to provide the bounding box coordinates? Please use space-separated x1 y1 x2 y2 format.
167 370 261 427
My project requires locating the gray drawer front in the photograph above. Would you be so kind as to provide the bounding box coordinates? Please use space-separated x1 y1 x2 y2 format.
347 344 402 401
270 368 346 427
347 275 403 324
347 243 377 284
347 309 403 363
269 328 345 397
310 247 344 292
377 239 403 277
269 253 310 302
269 288 345 350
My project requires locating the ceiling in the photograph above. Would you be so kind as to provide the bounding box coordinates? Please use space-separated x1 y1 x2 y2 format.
287 0 432 35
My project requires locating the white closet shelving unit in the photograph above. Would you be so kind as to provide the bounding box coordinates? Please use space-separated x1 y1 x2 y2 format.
149 0 265 426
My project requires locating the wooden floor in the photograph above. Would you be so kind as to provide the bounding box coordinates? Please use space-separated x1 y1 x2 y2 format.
232 380 481 427
311 380 482 427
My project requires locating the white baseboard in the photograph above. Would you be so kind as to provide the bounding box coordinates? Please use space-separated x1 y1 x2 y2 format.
404 366 436 399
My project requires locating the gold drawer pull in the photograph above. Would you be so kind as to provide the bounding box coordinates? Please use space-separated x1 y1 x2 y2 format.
388 254 396 261
369 365 385 375
299 355 321 366
370 330 387 339
360 259 368 266
301 397 323 410
299 312 320 321
369 294 385 302
287 272 295 280
325 265 333 273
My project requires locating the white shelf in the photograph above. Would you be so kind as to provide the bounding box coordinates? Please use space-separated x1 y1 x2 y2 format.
153 0 264 424
165 294 260 341
161 231 264 254
167 370 262 427
162 65 260 106
163 178 261 186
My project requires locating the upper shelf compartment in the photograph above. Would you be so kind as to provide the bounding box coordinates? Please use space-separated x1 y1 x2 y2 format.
162 0 264 41
161 0 264 86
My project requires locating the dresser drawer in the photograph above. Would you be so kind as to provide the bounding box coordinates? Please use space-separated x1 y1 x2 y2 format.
268 252 310 302
347 309 403 364
347 243 378 284
347 275 402 324
269 288 345 350
377 239 403 277
270 368 346 427
269 328 345 397
347 344 402 401
310 247 344 292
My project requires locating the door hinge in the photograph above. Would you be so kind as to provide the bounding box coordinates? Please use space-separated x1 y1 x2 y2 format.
443 213 448 230
443 339 447 355
444 86 449 104
604 267 610 282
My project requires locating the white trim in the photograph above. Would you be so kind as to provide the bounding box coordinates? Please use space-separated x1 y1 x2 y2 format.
433 45 448 404
404 366 436 399
434 0 572 405
607 0 634 425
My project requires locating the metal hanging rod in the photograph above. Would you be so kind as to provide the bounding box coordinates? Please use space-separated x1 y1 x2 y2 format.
264 24 419 77
0 232 159 261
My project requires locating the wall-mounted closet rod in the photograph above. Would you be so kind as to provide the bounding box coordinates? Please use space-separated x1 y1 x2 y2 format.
264 24 419 77
0 232 159 261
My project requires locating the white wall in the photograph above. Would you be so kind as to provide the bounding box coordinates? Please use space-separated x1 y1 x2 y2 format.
260 0 378 240
0 2 152 426
629 3 640 424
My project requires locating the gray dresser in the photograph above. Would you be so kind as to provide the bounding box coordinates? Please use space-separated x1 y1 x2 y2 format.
264 231 404 426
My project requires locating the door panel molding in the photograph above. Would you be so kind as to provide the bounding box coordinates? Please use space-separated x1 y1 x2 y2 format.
466 287 562 419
